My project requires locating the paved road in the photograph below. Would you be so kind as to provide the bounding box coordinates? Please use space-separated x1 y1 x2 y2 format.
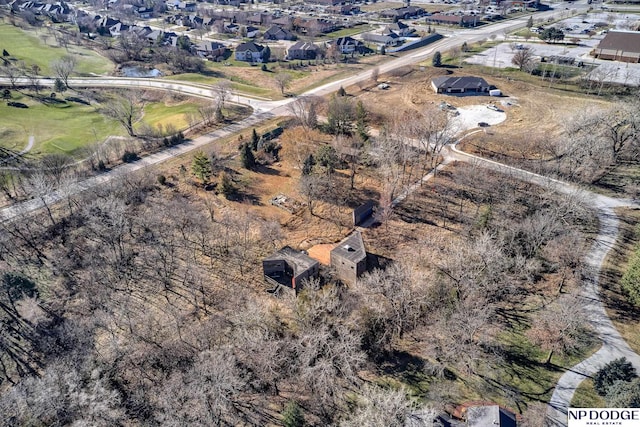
3 3 635 423
446 142 640 427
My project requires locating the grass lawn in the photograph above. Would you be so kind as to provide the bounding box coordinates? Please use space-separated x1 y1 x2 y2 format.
141 100 203 130
0 23 113 75
570 379 606 408
0 92 206 157
0 93 121 156
324 25 374 39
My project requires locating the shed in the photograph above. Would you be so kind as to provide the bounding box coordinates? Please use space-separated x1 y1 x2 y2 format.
263 246 320 291
330 231 367 285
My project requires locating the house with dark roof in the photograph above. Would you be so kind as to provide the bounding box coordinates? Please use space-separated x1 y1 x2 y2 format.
330 231 368 285
263 246 320 291
386 21 416 37
431 76 491 94
593 30 640 63
332 36 364 54
263 25 296 41
380 6 425 19
194 41 227 60
287 41 320 60
235 41 270 62
425 14 479 27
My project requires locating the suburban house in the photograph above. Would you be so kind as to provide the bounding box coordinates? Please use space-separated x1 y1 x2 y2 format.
380 6 425 20
235 41 270 63
287 41 321 60
362 31 401 47
425 14 480 27
466 405 517 427
263 25 296 41
194 41 227 60
592 30 640 63
332 36 364 54
245 25 260 38
330 231 368 285
386 21 416 37
327 4 361 15
431 76 492 94
294 17 337 35
263 247 320 291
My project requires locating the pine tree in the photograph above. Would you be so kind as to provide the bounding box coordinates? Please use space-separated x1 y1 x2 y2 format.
527 16 534 28
432 51 442 67
282 401 305 427
216 171 235 198
191 151 212 184
54 78 66 94
240 143 256 170
355 100 369 142
302 154 315 175
337 86 347 97
251 128 260 150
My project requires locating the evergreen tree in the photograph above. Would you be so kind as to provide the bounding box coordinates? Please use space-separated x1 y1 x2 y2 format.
432 51 442 67
240 143 256 170
191 151 212 184
355 100 369 142
307 102 318 129
527 15 534 28
302 154 315 176
54 78 66 94
380 45 386 55
594 358 637 396
251 128 260 151
282 401 305 427
337 86 347 97
216 171 235 198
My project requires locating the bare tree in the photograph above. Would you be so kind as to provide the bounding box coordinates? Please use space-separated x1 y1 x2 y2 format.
511 47 536 71
341 384 439 427
50 55 77 89
370 66 379 84
274 72 292 96
1 64 21 89
527 295 589 365
287 95 320 129
213 81 231 114
102 92 144 137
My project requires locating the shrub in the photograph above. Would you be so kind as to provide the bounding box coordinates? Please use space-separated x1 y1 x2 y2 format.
157 174 167 185
122 151 139 163
593 357 637 396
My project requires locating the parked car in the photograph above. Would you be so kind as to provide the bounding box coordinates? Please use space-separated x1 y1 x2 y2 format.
477 122 490 127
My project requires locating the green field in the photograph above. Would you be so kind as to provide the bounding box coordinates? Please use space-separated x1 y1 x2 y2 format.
0 93 203 156
0 23 113 75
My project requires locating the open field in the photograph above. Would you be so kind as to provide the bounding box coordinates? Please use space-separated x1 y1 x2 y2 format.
0 23 113 75
0 91 206 156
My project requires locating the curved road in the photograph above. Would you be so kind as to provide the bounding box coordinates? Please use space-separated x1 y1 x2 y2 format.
1 2 636 424
446 144 640 427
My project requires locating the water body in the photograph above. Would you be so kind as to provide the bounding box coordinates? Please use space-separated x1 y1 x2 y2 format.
121 66 163 78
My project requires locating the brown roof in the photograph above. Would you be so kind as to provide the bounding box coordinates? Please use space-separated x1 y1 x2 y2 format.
596 30 640 53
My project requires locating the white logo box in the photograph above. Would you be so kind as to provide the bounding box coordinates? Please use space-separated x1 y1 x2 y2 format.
568 408 640 426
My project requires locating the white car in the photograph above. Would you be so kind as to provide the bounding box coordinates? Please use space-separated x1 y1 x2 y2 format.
487 104 500 111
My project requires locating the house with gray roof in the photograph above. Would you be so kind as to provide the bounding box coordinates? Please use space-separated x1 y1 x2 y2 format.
431 76 491 94
235 41 270 63
263 246 320 292
287 41 320 60
593 30 640 63
330 231 367 285
466 405 517 427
